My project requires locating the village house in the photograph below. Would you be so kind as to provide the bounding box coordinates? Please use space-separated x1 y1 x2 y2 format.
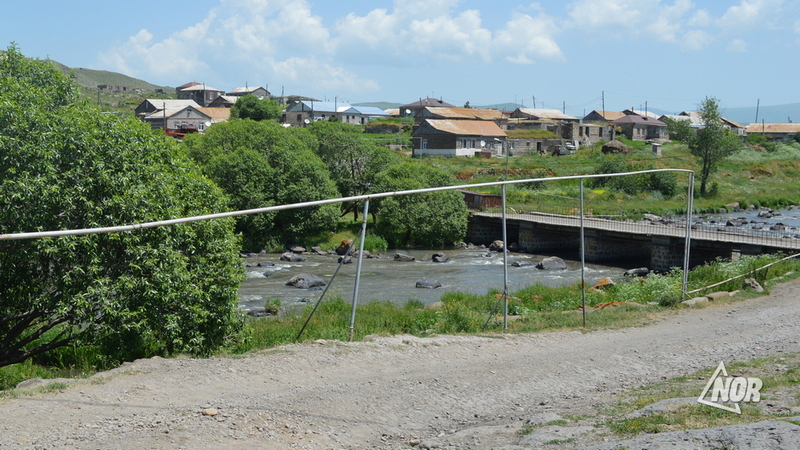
227 86 270 99
207 95 237 108
176 82 224 107
745 123 800 141
135 98 229 136
509 108 580 123
416 106 508 130
282 100 390 126
135 99 200 119
412 119 507 157
610 114 668 141
399 98 456 118
583 110 626 123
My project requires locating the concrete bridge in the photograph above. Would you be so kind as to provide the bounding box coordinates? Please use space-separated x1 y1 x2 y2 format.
468 212 800 272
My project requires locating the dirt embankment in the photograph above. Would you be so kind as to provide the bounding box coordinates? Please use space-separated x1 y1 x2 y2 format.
2 280 800 449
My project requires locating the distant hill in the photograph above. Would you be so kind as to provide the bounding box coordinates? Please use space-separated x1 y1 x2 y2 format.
49 60 174 94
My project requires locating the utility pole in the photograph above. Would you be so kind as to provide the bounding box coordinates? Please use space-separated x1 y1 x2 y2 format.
755 99 760 124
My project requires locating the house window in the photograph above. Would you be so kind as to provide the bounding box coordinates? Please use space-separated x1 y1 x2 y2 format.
297 114 302 123
462 139 467 148
526 141 531 147
422 139 428 150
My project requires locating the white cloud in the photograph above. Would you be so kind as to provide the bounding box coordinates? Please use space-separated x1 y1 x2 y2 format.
334 2 562 65
688 9 712 27
680 29 713 51
494 13 563 64
271 57 379 92
717 0 783 31
726 38 748 52
567 0 698 42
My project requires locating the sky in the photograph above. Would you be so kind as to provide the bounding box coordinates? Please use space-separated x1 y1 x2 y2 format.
3 0 800 116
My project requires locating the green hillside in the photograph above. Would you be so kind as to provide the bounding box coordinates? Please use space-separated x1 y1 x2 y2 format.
49 60 174 93
45 60 175 115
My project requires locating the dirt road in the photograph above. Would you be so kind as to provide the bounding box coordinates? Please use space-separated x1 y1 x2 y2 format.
2 279 799 449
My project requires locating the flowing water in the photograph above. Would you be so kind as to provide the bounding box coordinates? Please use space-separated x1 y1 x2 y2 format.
238 247 630 313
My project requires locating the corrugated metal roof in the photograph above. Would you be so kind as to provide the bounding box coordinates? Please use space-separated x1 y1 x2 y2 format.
424 107 505 121
661 114 704 127
586 110 626 121
179 84 223 92
418 119 506 137
745 123 800 134
199 107 231 121
721 117 745 129
144 99 201 109
516 108 578 121
144 105 210 120
353 106 390 116
400 97 456 109
611 115 666 126
625 109 660 119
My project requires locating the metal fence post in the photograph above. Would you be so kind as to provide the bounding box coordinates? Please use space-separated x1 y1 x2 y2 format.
501 183 509 330
349 199 370 342
682 172 695 299
580 178 587 327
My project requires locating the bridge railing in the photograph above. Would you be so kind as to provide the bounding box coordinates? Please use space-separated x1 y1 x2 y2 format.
486 192 625 218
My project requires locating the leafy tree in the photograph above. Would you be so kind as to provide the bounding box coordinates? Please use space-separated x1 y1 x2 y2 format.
0 45 244 368
662 116 695 143
688 97 742 196
230 94 283 121
370 163 468 246
307 121 402 219
184 119 339 248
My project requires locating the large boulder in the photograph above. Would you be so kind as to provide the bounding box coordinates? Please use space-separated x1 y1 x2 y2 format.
286 245 306 254
511 260 534 268
285 273 327 289
394 253 416 262
335 239 353 256
489 240 505 252
537 256 568 270
624 267 649 277
280 252 307 262
415 278 442 289
431 252 449 263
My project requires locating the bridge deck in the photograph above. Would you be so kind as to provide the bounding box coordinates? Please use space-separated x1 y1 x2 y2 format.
473 211 800 251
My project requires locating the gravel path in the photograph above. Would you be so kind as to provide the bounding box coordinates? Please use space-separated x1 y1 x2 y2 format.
2 279 800 449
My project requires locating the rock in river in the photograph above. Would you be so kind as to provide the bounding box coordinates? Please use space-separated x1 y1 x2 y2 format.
286 273 327 289
415 278 442 289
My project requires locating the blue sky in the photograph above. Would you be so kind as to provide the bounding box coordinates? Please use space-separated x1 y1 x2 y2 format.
3 0 799 116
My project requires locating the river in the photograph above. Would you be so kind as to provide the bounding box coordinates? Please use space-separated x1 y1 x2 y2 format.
238 247 631 313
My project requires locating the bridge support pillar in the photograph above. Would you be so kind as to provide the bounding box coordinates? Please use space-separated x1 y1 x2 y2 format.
518 222 578 253
650 237 687 272
583 230 650 262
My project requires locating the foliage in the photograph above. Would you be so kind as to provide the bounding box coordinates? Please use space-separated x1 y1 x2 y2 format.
590 158 678 197
689 97 743 196
230 94 283 121
184 119 340 249
307 121 402 219
662 116 696 143
0 45 244 368
370 162 468 246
